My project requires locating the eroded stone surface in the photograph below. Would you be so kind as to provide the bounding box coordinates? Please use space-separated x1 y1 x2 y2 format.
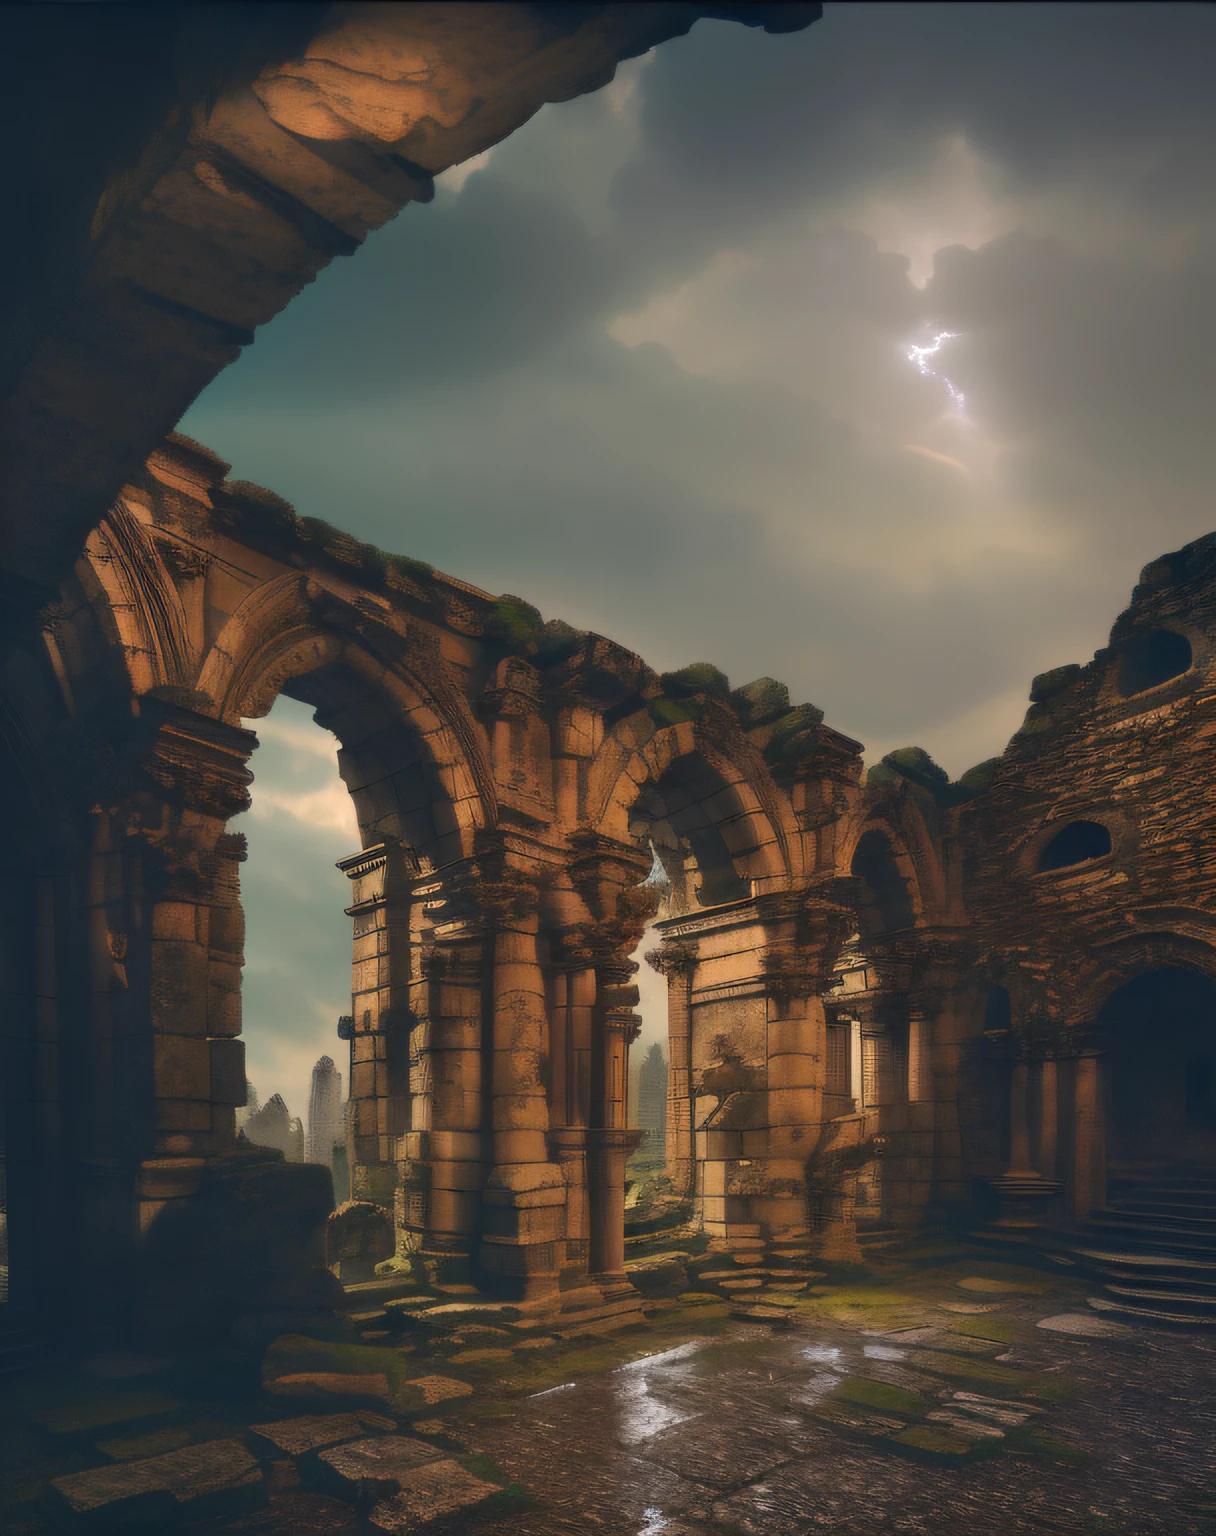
367 1460 501 1533
317 1436 445 1500
1036 1312 1135 1337
247 1414 378 1457
52 1438 262 1518
403 1376 475 1407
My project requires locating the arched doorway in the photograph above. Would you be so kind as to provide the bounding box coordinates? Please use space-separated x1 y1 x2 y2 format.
1101 966 1216 1173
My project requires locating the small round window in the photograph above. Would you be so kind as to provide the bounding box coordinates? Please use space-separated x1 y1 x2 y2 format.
1038 820 1112 872
1117 629 1191 697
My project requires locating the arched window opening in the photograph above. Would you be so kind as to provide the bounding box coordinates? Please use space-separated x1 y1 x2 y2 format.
1116 629 1192 697
851 830 915 937
235 694 356 1199
1037 819 1112 871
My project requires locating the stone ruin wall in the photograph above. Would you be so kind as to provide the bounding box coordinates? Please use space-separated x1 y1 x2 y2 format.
7 426 1216 1338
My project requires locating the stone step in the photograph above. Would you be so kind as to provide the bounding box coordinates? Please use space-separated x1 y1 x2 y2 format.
1088 1295 1216 1328
1100 1282 1216 1314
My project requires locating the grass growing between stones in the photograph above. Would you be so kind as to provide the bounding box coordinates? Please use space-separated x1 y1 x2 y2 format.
947 1314 1026 1345
456 1451 536 1519
829 1377 930 1418
907 1350 1067 1400
1007 1427 1093 1468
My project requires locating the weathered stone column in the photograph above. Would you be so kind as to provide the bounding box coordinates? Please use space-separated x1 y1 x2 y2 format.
1072 1051 1106 1220
587 960 644 1286
648 941 696 1197
1038 1058 1060 1179
546 957 596 1281
338 842 414 1210
479 892 565 1299
409 931 488 1284
1009 1059 1033 1175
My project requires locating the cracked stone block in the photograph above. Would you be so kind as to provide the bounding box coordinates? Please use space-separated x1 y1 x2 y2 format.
403 1376 475 1407
52 1438 263 1524
316 1436 446 1502
368 1460 502 1533
248 1413 383 1457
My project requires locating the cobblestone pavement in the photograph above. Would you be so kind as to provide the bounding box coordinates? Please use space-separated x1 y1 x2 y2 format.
5 1254 1216 1535
454 1286 1216 1536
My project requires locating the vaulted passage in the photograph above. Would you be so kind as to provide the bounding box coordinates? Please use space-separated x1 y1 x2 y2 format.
1102 967 1216 1172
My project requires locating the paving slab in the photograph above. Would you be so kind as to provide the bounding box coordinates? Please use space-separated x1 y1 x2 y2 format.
51 1437 262 1524
367 1459 503 1532
247 1413 385 1458
1036 1311 1136 1338
403 1375 475 1407
265 1372 391 1404
316 1435 446 1501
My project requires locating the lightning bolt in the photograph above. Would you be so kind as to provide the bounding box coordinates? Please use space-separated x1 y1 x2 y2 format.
905 330 967 418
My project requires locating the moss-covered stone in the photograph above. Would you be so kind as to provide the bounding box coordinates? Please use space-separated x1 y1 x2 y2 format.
659 662 731 702
830 1377 929 1417
484 594 544 655
956 757 1001 796
730 676 790 727
535 618 587 666
762 703 826 769
648 696 702 728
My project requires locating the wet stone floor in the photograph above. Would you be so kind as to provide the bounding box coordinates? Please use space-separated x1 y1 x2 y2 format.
450 1258 1216 1536
3 1248 1216 1536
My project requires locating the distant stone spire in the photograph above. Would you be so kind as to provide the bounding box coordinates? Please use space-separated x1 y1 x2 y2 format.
637 1042 667 1156
306 1055 344 1169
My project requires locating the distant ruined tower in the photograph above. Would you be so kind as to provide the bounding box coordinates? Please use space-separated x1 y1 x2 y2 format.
637 1042 667 1157
244 1093 304 1163
307 1055 344 1169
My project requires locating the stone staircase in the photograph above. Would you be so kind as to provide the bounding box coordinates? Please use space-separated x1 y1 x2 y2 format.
1050 1168 1216 1326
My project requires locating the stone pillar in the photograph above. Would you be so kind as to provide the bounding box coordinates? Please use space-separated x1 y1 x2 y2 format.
338 842 413 1210
1038 1058 1059 1179
759 991 825 1243
650 943 695 1197
908 1013 930 1102
587 960 644 1287
848 1018 864 1112
479 905 564 1299
546 961 595 1281
409 933 487 1284
1073 1051 1106 1221
1009 1059 1033 1175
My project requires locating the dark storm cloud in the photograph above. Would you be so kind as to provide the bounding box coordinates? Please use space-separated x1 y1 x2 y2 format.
181 6 1216 1066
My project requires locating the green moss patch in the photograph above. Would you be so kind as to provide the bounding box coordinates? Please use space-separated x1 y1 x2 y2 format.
948 1314 1024 1345
908 1350 1064 1400
457 1451 535 1517
1010 1428 1092 1467
829 1377 929 1418
891 1425 982 1459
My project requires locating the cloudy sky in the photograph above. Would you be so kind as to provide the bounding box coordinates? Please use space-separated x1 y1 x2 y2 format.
182 4 1216 1125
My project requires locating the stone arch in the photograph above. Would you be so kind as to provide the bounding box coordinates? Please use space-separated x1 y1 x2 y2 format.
589 710 796 908
198 572 495 868
837 803 945 933
1072 931 1216 1027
